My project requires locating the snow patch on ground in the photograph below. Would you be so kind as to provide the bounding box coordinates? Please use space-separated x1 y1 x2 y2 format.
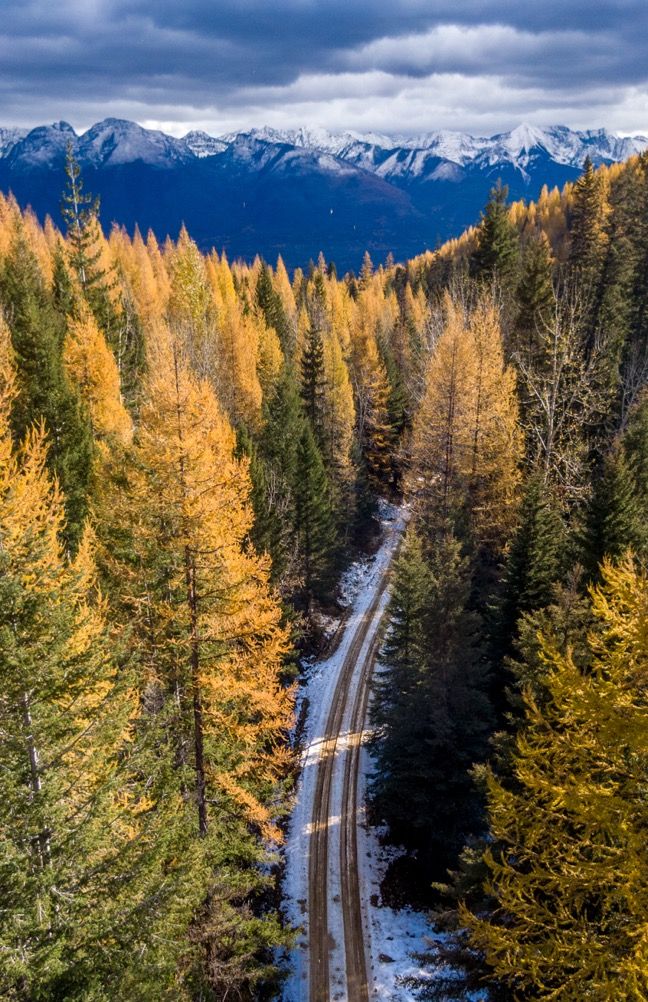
358 744 443 1000
281 504 404 1000
281 501 456 1001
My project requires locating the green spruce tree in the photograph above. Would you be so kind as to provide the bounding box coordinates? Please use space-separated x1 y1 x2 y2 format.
495 474 566 661
300 323 326 446
0 233 93 550
293 420 337 605
371 531 493 879
471 181 519 289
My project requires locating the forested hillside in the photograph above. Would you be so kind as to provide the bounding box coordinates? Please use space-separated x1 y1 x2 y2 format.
370 155 648 999
0 142 647 1001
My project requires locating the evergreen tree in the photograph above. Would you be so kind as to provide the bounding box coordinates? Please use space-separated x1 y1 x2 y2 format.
51 241 78 319
235 424 284 577
580 446 642 579
61 142 121 341
495 474 566 660
371 531 493 879
293 420 337 604
514 232 554 363
471 181 519 288
568 156 609 288
0 234 93 549
359 354 395 490
621 390 648 549
256 364 305 588
256 261 292 353
0 354 135 999
300 322 326 445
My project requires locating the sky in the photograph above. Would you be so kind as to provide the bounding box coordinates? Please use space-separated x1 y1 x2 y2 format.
1 0 647 138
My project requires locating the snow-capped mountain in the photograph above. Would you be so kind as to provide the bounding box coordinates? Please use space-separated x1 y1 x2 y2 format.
182 130 228 158
77 118 195 168
2 119 644 177
215 122 648 178
0 119 645 269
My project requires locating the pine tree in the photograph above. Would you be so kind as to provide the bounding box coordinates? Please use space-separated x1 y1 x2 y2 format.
51 241 78 318
569 157 609 287
61 142 103 294
464 557 648 1000
580 447 642 579
0 348 134 999
293 420 337 604
61 142 121 340
300 322 326 444
256 363 306 588
235 424 285 577
256 261 292 353
514 232 555 364
471 181 520 288
621 391 648 552
371 530 493 879
495 474 566 660
0 233 93 550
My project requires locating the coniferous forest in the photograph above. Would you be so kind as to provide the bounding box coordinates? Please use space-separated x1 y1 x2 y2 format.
1 142 647 1001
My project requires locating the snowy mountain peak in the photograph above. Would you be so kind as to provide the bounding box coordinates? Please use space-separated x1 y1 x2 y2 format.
0 118 646 183
182 130 227 158
78 118 193 167
502 123 552 154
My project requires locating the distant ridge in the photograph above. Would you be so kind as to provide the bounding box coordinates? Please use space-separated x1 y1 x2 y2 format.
0 119 645 269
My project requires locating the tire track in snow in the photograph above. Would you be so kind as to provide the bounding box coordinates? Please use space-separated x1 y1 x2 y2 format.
307 521 402 1001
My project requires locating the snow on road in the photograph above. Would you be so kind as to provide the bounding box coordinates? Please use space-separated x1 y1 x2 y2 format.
281 504 438 1002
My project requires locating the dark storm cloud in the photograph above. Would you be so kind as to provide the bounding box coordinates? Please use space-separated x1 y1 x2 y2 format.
0 0 646 134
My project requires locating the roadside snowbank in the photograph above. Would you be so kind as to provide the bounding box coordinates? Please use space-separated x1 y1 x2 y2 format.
282 504 444 1001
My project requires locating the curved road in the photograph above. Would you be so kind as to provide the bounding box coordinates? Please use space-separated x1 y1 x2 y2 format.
305 520 402 1002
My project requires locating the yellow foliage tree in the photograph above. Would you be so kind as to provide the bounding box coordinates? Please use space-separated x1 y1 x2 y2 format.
465 556 648 999
411 294 521 544
64 308 133 444
113 336 293 837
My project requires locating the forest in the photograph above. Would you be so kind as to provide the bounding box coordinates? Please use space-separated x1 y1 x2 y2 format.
0 144 647 1001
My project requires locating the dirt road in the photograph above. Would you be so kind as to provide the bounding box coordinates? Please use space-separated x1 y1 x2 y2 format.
304 520 402 1002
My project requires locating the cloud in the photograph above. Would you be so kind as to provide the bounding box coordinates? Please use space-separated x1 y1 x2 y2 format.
0 0 646 135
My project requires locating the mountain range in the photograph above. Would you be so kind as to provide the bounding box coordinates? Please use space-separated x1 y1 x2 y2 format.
0 119 645 270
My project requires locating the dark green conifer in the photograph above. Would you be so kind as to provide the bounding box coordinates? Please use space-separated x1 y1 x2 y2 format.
293 420 337 604
495 475 565 660
568 156 609 282
371 531 493 879
256 261 291 352
0 233 93 549
300 323 326 445
471 181 519 288
580 447 641 579
514 232 554 361
622 391 648 542
61 143 123 355
236 424 286 580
